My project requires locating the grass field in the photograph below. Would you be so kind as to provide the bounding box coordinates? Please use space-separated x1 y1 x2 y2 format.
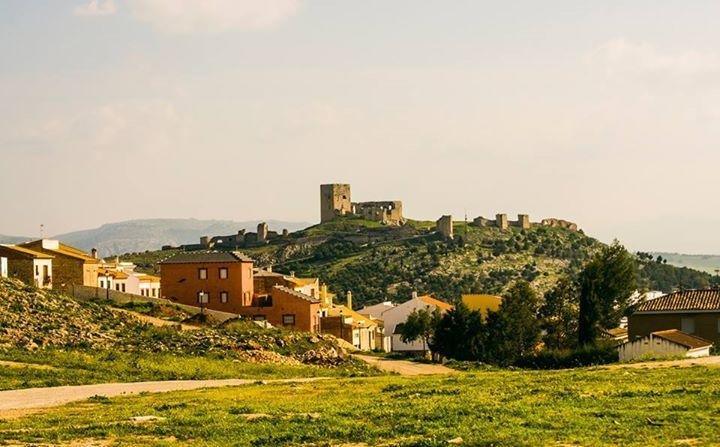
0 349 375 391
2 365 719 446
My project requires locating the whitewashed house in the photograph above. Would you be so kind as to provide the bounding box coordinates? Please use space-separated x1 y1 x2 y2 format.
618 329 712 362
370 292 453 352
1 256 7 278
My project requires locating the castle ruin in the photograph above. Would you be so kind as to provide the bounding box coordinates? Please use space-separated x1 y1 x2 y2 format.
320 184 404 225
436 215 454 239
471 214 579 232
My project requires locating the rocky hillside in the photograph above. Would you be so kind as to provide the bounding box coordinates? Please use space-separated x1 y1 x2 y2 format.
124 217 717 309
0 278 348 366
245 218 601 308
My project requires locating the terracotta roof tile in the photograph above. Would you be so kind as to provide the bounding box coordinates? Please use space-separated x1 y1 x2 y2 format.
635 290 720 312
160 251 253 264
417 295 454 311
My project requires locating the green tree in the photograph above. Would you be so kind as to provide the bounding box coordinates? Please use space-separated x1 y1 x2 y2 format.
430 302 485 361
485 281 541 366
578 241 637 345
400 307 441 353
539 276 579 350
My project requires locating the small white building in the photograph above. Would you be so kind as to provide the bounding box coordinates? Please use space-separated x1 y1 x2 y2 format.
618 329 712 362
370 292 453 352
1 256 7 278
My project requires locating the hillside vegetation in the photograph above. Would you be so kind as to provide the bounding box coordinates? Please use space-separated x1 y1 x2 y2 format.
0 278 372 390
124 217 717 309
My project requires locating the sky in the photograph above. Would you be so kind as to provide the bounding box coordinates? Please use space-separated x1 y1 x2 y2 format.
1 0 719 254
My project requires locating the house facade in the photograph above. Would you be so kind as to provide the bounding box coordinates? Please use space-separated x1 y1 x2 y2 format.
618 329 712 362
0 245 53 288
373 292 453 352
629 289 720 344
19 239 98 291
160 251 254 312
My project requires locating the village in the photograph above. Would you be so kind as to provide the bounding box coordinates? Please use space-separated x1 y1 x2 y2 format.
1 183 716 362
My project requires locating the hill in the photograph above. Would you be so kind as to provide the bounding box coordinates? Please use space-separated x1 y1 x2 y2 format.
0 277 370 390
51 218 311 257
124 217 718 309
0 234 30 244
650 252 720 274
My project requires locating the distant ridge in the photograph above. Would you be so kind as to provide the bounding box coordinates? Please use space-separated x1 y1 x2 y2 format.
2 219 311 257
0 234 31 245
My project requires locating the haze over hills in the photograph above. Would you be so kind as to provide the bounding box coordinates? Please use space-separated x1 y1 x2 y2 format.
2 219 311 257
650 252 720 275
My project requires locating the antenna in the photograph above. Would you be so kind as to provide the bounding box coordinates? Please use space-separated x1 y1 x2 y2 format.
40 224 44 239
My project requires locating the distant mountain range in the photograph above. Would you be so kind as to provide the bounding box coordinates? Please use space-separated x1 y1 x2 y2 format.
1 219 311 257
650 252 720 274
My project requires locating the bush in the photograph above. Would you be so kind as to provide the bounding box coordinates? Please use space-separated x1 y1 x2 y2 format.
515 343 618 369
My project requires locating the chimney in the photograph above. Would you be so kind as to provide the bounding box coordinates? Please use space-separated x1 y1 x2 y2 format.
346 290 352 310
91 248 98 259
267 265 272 273
412 291 418 300
290 271 295 277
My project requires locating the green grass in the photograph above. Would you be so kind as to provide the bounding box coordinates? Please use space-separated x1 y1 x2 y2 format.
1 366 719 446
0 348 376 391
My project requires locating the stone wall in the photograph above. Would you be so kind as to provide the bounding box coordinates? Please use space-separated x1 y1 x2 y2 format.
353 201 404 225
320 184 352 223
436 215 454 239
541 218 579 231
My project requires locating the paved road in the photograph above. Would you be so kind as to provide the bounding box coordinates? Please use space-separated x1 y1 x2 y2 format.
354 355 456 376
0 378 326 416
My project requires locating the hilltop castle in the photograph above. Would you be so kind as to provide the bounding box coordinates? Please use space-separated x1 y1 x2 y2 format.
320 184 404 225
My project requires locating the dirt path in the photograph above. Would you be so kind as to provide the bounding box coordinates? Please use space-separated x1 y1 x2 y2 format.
604 355 720 370
354 355 456 376
114 308 199 331
0 377 326 417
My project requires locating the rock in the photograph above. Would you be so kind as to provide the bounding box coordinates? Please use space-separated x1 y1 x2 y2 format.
131 415 166 424
447 437 463 444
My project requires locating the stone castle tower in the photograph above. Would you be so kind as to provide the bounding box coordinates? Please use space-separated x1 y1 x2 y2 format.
320 184 352 223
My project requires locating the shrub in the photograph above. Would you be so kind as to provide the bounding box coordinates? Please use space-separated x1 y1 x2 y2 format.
515 343 618 369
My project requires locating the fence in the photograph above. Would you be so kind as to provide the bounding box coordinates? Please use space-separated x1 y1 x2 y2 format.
71 284 240 322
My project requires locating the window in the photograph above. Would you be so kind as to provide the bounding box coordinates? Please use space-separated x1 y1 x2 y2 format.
35 266 39 275
681 317 695 334
258 296 272 307
100 280 105 288
220 291 228 303
121 284 126 292
197 291 209 304
282 314 296 326
152 288 157 297
198 268 208 280
115 284 120 291
219 267 228 279
253 315 267 321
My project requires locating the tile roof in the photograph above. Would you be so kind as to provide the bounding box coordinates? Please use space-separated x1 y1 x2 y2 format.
326 304 376 328
159 251 254 264
272 285 320 304
651 330 713 349
602 327 628 338
98 268 129 280
19 240 98 263
0 245 53 259
635 290 720 313
136 274 161 283
417 295 454 312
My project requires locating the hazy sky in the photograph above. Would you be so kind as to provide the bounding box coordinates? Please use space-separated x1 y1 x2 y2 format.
1 1 719 254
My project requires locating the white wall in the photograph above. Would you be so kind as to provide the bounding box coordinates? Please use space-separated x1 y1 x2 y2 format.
33 259 52 289
1 257 7 278
618 335 708 362
379 298 444 352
